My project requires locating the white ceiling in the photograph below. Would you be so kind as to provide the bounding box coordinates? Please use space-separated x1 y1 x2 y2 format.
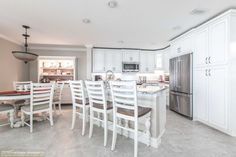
0 0 236 49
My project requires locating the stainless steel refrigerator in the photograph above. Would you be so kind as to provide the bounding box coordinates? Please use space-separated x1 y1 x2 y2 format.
169 53 193 119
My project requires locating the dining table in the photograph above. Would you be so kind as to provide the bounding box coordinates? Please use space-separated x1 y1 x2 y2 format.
0 90 30 127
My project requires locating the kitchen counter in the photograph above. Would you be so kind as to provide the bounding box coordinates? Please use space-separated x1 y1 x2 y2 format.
105 85 168 148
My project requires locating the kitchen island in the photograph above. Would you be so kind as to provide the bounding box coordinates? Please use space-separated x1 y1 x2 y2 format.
105 84 167 148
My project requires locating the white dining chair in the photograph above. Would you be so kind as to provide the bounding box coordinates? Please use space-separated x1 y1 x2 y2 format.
13 81 32 104
0 103 14 128
53 82 64 114
110 81 152 157
21 83 55 133
85 81 113 146
70 80 89 135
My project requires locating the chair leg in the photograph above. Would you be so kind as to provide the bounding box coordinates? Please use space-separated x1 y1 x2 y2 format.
49 110 54 126
82 107 86 136
71 106 76 130
97 112 101 127
104 112 108 147
53 103 56 112
30 114 33 133
9 111 14 128
111 117 117 151
124 119 129 138
134 122 138 157
58 102 62 114
89 109 94 138
21 111 25 127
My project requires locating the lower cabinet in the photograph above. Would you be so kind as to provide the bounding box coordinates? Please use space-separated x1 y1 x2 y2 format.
194 65 228 131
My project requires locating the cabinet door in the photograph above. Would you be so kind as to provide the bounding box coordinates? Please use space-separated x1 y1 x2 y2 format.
208 66 228 129
93 50 105 72
123 50 140 62
147 52 156 72
194 68 208 122
111 50 122 72
209 19 228 66
194 27 209 67
104 50 114 71
139 51 147 72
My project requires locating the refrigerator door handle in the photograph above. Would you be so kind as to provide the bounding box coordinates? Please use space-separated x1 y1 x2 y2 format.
170 91 191 97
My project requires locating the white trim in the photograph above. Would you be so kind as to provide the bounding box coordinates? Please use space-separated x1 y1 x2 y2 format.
38 56 76 60
30 44 86 51
0 34 21 45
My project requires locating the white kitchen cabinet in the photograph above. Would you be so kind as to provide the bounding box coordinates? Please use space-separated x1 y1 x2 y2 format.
194 68 208 122
105 50 122 72
194 27 209 68
122 50 140 62
93 49 105 72
208 66 228 130
194 66 228 130
93 49 122 73
140 51 156 73
170 32 195 58
209 18 228 66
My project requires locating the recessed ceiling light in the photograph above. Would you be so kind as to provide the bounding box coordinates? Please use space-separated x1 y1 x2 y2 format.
172 26 181 31
82 18 91 24
190 8 208 15
108 0 118 8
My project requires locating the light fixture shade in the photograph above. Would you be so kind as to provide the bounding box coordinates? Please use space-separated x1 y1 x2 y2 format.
12 51 38 62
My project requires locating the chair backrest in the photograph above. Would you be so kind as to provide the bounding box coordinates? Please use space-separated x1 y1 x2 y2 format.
85 81 107 109
54 82 64 101
30 83 55 112
110 81 138 118
13 81 32 91
69 80 86 105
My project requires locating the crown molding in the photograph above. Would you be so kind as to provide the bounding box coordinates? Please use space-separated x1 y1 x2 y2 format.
29 44 86 52
0 34 21 45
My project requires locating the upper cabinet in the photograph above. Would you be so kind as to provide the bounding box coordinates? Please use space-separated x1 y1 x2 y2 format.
105 49 122 72
140 51 156 73
93 49 105 72
170 32 195 58
194 27 209 67
122 50 140 62
93 49 122 73
208 18 228 66
194 17 228 68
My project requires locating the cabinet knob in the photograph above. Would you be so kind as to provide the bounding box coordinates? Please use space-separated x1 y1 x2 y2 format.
208 57 211 64
205 69 208 76
208 69 211 76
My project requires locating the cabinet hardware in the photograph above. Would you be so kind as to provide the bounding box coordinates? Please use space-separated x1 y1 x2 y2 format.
208 57 211 64
205 69 208 76
208 69 211 76
205 57 208 64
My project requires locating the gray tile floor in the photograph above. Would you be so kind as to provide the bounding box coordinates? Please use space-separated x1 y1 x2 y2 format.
0 106 236 157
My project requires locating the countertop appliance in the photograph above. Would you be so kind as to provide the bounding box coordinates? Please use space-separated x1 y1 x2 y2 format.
169 53 193 119
122 62 139 72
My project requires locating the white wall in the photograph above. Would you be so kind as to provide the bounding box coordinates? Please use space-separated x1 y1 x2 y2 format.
29 48 87 82
0 37 29 90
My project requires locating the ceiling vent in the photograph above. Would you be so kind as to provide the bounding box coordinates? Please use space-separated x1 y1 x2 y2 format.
190 8 208 15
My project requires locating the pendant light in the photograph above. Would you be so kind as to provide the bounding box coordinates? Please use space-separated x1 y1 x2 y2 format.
12 25 38 63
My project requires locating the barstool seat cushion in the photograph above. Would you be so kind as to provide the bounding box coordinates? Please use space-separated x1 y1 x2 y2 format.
117 106 151 117
0 104 14 112
76 98 89 105
93 101 113 110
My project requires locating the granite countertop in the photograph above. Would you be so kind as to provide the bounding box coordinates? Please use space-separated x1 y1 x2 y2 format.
137 85 168 94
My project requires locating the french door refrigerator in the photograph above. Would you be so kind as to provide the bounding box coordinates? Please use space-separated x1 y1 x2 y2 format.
169 53 193 119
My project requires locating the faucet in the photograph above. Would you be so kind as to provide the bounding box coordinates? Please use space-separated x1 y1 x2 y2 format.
106 70 114 81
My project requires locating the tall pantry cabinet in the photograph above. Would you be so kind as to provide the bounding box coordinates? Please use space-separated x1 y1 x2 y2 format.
170 10 236 136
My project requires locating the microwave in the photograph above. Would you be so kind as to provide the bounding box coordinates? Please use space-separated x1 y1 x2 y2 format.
122 62 140 72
